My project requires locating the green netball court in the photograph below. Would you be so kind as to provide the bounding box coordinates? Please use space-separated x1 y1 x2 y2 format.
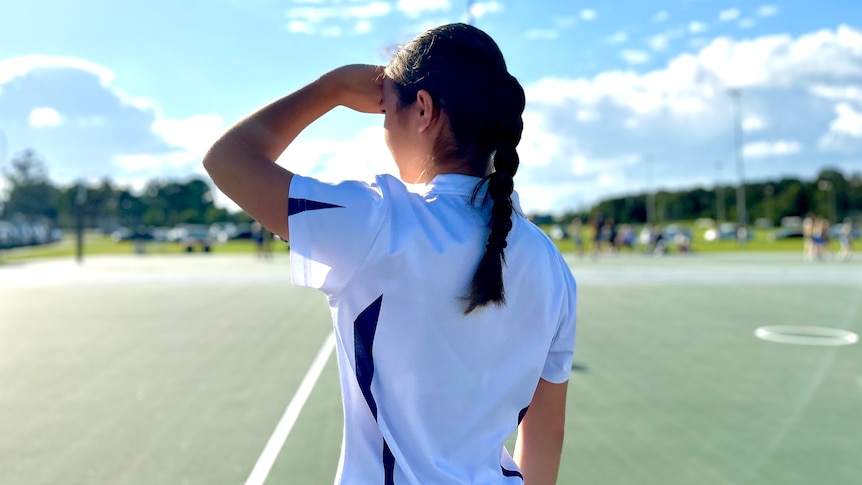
1 253 860 484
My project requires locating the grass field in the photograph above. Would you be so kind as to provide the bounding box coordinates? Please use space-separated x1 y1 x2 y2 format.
0 223 839 264
1 253 860 484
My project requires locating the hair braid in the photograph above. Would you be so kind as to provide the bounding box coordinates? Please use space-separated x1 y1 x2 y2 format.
385 23 526 314
464 76 525 314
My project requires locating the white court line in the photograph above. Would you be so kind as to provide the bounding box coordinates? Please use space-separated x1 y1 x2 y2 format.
244 332 336 485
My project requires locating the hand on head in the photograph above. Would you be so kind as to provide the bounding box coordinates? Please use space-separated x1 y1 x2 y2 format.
321 64 385 114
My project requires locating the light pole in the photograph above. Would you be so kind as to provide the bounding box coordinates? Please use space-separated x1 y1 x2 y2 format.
764 184 774 225
75 182 87 264
818 180 837 223
645 155 656 225
729 89 747 228
715 160 726 222
466 0 475 25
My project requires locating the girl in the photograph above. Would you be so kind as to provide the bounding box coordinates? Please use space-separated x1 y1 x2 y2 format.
204 23 577 485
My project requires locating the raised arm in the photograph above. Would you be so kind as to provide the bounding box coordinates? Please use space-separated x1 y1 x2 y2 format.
202 65 384 241
514 378 568 485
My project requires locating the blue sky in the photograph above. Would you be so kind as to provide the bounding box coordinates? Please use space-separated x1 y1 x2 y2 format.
1 0 861 214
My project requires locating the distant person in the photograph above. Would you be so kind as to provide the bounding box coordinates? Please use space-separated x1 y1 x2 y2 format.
203 23 577 484
600 218 617 253
838 217 853 261
812 217 829 261
802 214 814 261
736 225 749 245
639 224 657 254
252 222 273 260
569 217 584 258
591 216 604 259
615 224 635 251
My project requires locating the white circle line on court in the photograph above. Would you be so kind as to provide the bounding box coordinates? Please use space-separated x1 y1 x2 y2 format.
244 332 336 485
754 326 859 346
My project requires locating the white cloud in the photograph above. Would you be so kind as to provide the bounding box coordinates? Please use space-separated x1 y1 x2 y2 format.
719 8 740 22
652 10 669 23
510 25 862 212
580 9 597 21
152 114 225 155
28 107 63 128
742 115 766 132
115 114 227 174
758 5 779 17
743 140 802 158
819 103 862 152
285 1 391 34
620 50 650 65
276 126 395 183
525 29 559 40
830 103 862 137
470 1 501 19
739 18 756 29
809 85 862 104
0 55 225 183
397 0 449 18
648 34 670 51
606 31 628 44
355 20 373 34
0 55 114 86
698 26 862 88
287 20 315 33
689 21 708 34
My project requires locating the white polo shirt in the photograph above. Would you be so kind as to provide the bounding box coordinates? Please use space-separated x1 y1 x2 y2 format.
288 173 577 484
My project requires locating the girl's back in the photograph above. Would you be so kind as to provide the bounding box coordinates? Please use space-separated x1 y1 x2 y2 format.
289 172 575 483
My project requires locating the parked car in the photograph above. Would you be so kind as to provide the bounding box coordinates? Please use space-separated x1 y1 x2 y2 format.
0 221 18 249
770 227 804 241
112 227 154 242
704 222 754 242
177 225 212 252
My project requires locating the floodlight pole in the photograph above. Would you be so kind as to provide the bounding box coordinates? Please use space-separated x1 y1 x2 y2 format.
0 129 6 215
645 155 656 225
715 160 726 222
466 0 475 25
729 88 748 228
818 180 837 223
75 182 87 264
0 129 7 167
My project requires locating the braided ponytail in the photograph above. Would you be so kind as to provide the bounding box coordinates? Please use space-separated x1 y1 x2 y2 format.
464 77 525 314
384 23 526 314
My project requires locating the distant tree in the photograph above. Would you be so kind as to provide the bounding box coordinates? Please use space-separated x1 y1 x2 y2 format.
1 150 60 222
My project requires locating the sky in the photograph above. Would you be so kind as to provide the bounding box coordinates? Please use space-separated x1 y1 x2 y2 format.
1 0 861 214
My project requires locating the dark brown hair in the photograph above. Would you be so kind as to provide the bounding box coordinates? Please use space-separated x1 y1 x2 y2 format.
385 23 526 314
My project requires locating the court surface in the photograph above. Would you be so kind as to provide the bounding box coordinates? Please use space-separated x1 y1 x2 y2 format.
1 252 860 484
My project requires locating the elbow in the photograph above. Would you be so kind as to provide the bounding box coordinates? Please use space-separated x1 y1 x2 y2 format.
202 141 232 180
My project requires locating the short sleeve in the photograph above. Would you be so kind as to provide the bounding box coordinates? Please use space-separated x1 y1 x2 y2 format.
541 263 578 383
288 174 389 295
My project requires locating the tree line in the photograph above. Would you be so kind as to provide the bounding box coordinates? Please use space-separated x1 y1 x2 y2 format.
574 168 861 226
3 149 861 232
0 150 247 231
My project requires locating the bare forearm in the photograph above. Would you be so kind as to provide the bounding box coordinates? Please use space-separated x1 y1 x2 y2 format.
513 379 568 485
201 76 339 239
201 65 383 239
514 422 564 485
205 79 337 168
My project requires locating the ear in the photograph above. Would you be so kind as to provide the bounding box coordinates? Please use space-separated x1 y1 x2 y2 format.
414 89 438 133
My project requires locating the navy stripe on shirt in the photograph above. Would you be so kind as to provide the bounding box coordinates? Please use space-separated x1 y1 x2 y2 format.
354 295 395 483
288 197 343 216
